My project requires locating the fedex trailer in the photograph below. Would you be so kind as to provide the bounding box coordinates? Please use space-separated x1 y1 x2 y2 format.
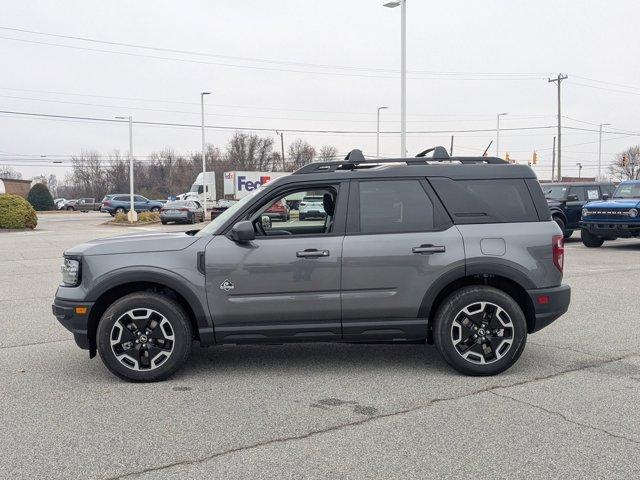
223 171 289 200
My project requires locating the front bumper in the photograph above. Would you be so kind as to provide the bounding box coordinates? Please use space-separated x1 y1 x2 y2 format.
52 298 94 350
526 284 571 333
580 221 640 238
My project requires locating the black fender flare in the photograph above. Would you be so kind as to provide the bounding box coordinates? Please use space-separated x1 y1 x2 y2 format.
86 266 214 345
418 262 535 319
549 207 567 224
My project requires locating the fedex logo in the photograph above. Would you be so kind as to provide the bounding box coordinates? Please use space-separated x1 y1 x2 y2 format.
237 175 271 191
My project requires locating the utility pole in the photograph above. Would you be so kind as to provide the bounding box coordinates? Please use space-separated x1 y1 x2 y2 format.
276 131 285 170
376 106 388 158
551 136 556 181
598 123 611 179
496 112 508 158
115 116 136 223
576 162 583 179
200 92 211 210
548 74 568 181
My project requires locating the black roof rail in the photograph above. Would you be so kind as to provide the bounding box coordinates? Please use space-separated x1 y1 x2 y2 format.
293 146 509 174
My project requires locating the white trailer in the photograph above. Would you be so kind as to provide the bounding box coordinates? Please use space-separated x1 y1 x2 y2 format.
223 171 289 200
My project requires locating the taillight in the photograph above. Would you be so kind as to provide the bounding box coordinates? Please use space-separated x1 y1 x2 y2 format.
552 235 564 272
179 208 189 211
103 200 112 206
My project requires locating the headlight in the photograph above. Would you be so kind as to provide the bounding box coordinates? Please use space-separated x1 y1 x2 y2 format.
629 208 638 218
581 208 589 217
61 257 81 286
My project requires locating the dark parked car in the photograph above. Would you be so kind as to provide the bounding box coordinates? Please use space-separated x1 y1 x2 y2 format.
160 200 205 224
100 194 164 216
53 146 570 382
541 182 615 238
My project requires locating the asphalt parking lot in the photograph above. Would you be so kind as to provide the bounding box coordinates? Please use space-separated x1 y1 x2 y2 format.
1 211 639 479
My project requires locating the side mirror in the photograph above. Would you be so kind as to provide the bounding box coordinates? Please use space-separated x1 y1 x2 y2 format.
230 221 255 242
261 215 272 229
567 194 579 201
602 193 610 200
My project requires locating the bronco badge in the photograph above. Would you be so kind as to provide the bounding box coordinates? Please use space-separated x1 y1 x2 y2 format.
220 279 234 291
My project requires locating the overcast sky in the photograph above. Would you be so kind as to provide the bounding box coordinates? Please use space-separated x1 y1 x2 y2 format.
1 0 640 181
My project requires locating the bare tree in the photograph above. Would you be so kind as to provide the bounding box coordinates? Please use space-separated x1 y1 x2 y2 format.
287 139 316 171
69 150 107 200
226 132 275 171
318 145 339 162
0 166 23 179
609 145 640 181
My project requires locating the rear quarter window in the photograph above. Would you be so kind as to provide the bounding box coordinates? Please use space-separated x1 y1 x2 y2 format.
429 178 539 224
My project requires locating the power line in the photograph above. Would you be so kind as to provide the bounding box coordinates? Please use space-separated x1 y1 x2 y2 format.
0 109 561 134
0 25 547 79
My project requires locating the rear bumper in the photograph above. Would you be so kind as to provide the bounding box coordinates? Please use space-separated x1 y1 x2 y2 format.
52 298 94 350
580 221 640 237
526 284 571 333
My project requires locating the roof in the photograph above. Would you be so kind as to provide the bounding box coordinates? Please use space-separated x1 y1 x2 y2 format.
0 177 32 184
544 181 614 187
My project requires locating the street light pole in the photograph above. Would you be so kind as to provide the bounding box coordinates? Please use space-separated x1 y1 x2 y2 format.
496 112 508 158
376 106 388 158
115 115 136 223
576 162 583 179
383 0 406 156
201 92 211 211
598 123 611 179
276 131 285 170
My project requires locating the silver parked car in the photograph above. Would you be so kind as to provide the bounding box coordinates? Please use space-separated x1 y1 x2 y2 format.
160 200 205 224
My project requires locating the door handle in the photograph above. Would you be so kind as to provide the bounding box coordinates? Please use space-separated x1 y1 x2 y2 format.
412 244 446 254
296 249 330 258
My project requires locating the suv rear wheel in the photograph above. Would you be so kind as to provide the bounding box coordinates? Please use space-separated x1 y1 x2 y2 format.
97 292 192 382
433 286 527 376
580 228 605 248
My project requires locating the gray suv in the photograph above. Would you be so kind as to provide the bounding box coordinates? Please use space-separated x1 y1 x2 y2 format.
53 147 571 382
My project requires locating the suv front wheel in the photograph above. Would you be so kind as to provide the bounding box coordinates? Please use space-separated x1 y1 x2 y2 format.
433 286 527 376
97 292 192 382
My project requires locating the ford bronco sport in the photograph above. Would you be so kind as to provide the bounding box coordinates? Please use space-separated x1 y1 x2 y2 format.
580 180 640 247
53 147 571 382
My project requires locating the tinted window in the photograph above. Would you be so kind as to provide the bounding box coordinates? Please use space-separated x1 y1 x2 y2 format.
358 180 434 233
115 196 129 201
568 186 586 201
134 195 146 202
542 185 568 200
430 178 538 223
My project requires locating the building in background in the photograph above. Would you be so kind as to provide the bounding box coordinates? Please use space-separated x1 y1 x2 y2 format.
0 178 32 198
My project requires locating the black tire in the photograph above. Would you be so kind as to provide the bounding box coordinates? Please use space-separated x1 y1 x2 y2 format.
66 206 75 211
96 292 193 382
189 213 196 224
161 220 167 225
581 228 605 248
564 229 574 239
115 207 125 215
553 216 569 238
433 286 527 376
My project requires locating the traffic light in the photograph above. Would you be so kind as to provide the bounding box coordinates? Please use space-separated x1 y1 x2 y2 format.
532 150 539 165
622 155 629 167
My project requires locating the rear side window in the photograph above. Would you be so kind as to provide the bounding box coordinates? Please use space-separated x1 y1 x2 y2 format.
429 178 538 224
358 180 434 233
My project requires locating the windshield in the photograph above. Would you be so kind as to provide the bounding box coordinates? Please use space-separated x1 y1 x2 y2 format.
189 184 199 192
613 183 640 199
195 189 260 236
542 185 567 200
